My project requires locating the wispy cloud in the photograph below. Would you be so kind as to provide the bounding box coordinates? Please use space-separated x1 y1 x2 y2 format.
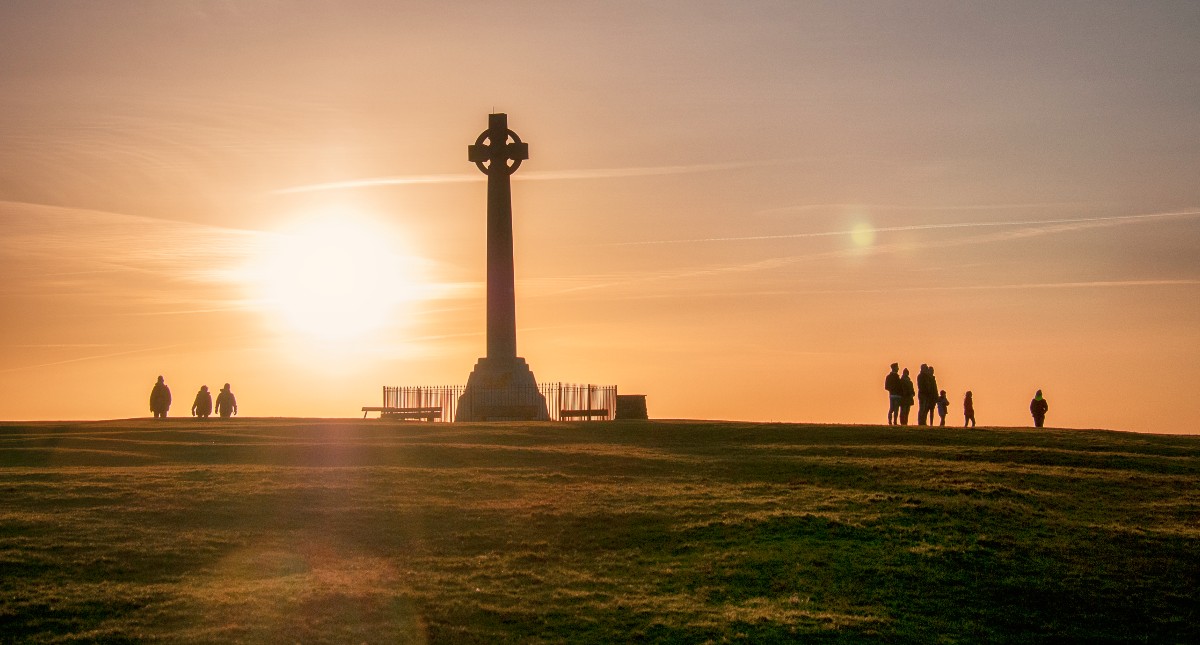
271 158 806 194
0 200 261 310
551 208 1200 295
611 209 1200 246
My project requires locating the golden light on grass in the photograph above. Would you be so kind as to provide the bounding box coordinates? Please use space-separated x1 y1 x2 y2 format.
3 419 1197 641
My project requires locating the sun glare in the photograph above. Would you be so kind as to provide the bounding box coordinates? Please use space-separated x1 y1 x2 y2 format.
248 208 422 342
850 221 875 248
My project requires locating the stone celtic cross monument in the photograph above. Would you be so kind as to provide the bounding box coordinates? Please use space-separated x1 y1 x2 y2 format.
455 113 550 421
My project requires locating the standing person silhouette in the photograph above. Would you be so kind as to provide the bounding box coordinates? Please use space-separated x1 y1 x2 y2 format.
191 385 212 419
899 368 915 426
215 383 238 419
964 391 976 427
916 364 932 426
925 366 939 426
149 376 171 419
1030 390 1049 428
884 363 902 425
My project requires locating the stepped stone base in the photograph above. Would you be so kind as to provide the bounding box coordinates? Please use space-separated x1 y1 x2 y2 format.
455 357 550 422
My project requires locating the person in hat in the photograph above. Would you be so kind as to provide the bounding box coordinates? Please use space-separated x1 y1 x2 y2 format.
1030 390 1049 428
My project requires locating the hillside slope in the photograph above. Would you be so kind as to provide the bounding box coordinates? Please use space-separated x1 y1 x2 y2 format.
1 419 1197 643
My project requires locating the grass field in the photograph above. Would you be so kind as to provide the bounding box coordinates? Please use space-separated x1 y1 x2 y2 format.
1 419 1197 643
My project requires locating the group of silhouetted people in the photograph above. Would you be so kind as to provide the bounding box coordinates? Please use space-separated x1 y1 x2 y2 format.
884 363 948 426
149 376 237 419
883 363 1048 428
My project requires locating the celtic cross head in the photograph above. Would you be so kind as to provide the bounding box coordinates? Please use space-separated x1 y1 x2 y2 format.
468 113 528 176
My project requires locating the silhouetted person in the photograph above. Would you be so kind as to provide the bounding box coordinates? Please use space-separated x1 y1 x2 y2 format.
925 366 939 425
926 364 936 424
1030 390 1049 428
215 383 238 419
936 390 949 427
914 364 927 425
964 391 976 427
884 363 902 425
191 385 212 419
149 376 171 418
916 364 935 426
899 368 915 426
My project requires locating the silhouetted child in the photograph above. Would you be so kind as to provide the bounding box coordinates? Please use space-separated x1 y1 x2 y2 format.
964 391 975 427
936 390 949 426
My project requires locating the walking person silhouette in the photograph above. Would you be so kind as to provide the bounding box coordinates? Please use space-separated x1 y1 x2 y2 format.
215 383 238 419
964 391 976 427
191 385 212 419
149 376 171 419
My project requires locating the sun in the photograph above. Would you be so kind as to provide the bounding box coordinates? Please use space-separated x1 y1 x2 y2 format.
248 208 422 341
850 221 876 248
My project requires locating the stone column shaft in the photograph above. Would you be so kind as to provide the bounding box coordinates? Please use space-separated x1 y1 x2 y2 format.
486 144 518 360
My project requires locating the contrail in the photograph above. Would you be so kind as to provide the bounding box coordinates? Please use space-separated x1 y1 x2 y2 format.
581 279 1200 301
756 201 1097 215
271 158 806 194
119 305 255 316
273 173 483 193
612 209 1200 246
517 159 800 181
0 343 187 374
8 343 115 349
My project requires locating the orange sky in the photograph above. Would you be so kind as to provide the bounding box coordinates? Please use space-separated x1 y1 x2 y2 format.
1 2 1198 432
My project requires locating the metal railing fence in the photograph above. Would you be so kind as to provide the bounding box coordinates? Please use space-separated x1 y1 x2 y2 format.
380 383 617 421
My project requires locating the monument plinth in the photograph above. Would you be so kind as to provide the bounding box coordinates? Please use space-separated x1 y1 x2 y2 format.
456 113 549 421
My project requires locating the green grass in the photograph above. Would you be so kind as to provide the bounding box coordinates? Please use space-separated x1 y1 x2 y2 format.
1 419 1197 643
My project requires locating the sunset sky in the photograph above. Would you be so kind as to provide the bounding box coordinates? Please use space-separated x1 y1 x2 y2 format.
1 2 1198 432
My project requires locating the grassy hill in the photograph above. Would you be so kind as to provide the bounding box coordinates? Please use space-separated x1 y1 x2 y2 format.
1 419 1197 643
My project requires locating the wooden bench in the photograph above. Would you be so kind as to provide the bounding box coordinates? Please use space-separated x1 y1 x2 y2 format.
559 409 610 420
361 406 442 421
